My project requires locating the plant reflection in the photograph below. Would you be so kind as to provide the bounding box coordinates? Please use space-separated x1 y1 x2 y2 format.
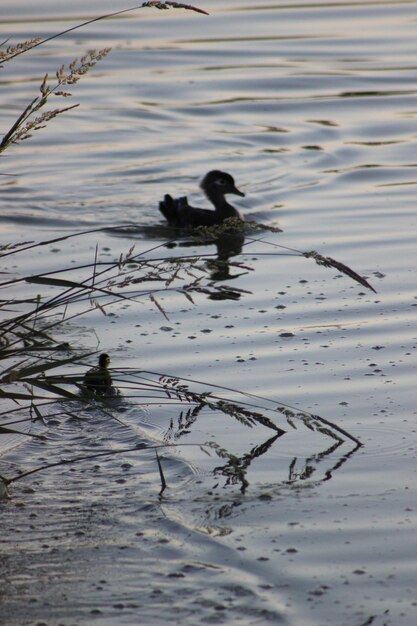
211 433 282 493
155 373 362 494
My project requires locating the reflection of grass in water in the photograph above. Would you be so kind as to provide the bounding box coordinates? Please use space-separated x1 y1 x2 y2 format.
0 271 363 496
0 232 278 496
0 2 367 496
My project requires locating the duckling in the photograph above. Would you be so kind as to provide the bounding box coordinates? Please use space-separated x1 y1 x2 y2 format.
159 170 245 228
83 353 112 395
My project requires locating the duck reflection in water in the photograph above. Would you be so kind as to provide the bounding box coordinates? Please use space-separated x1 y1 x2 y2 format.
83 353 114 396
159 170 246 285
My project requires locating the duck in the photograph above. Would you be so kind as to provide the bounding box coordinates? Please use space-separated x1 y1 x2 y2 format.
83 353 113 395
159 170 245 228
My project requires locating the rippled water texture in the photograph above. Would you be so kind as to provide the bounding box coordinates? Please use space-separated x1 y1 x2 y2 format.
1 2 417 625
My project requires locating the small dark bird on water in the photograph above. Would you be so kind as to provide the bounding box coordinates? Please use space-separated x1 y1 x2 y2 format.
83 353 113 395
158 170 245 228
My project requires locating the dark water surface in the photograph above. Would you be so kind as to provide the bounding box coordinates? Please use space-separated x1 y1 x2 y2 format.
1 2 417 625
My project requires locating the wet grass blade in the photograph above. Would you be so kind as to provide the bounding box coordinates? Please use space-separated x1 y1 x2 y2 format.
239 235 377 293
303 251 377 293
155 449 167 495
0 353 92 382
22 379 81 400
0 425 45 439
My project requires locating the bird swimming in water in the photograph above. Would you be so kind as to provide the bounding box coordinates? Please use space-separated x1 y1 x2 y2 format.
83 353 113 395
159 170 245 228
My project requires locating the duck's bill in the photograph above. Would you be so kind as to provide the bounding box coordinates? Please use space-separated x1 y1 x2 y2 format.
232 186 245 197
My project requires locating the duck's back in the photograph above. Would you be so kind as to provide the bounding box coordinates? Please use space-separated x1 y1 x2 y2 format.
178 198 240 228
84 366 112 394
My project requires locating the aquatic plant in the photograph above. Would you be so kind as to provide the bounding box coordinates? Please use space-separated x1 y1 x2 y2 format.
192 217 376 293
0 3 365 499
0 3 208 66
0 2 207 157
0 38 43 63
0 49 111 156
0 224 365 499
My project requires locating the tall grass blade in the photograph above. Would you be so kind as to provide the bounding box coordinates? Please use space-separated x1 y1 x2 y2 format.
155 450 167 495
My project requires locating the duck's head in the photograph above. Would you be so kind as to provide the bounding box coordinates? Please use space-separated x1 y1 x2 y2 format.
98 353 111 368
200 170 245 198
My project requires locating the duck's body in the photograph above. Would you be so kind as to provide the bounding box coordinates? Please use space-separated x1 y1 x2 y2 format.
83 353 112 395
159 170 245 228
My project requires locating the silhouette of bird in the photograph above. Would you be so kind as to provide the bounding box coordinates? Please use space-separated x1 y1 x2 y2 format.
83 353 113 395
159 170 245 228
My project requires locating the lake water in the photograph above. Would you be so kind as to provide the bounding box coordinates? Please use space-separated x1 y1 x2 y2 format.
1 1 417 625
